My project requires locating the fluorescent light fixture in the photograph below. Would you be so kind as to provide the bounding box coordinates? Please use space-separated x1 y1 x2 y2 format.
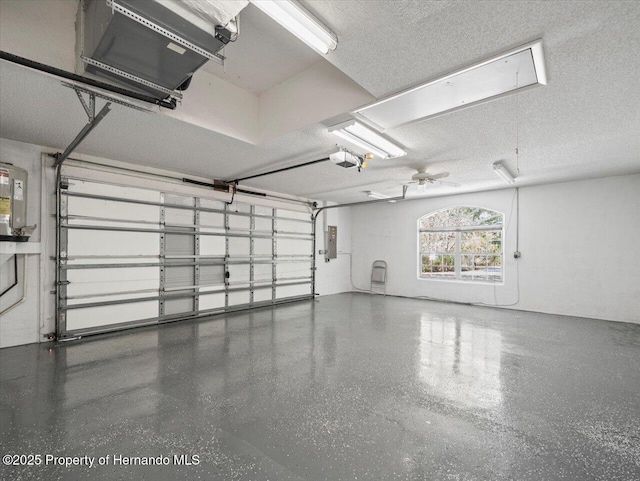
366 191 391 200
251 0 337 55
354 40 547 130
328 120 407 159
366 191 397 203
493 162 515 184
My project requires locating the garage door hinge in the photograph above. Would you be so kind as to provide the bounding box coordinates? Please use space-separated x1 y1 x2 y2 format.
57 281 71 286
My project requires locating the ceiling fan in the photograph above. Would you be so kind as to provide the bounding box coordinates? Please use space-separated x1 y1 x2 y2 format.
401 168 459 192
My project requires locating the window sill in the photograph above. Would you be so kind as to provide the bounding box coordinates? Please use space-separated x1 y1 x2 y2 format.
417 276 504 286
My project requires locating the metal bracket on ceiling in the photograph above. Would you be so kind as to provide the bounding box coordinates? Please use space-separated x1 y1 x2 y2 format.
53 86 114 168
80 56 183 100
74 87 95 121
62 82 150 113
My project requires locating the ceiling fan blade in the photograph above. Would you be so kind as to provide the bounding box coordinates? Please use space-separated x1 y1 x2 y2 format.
437 180 460 187
428 172 450 180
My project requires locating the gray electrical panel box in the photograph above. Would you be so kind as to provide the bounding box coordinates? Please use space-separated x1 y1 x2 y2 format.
326 225 337 260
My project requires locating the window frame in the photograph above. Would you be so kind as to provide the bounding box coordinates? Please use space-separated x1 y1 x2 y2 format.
417 207 504 284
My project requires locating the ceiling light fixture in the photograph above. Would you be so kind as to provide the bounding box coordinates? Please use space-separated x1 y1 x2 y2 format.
328 120 407 159
366 191 397 202
354 39 547 130
493 161 515 184
250 0 337 55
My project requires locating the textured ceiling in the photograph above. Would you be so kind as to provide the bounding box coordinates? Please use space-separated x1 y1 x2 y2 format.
200 4 322 94
1 0 639 204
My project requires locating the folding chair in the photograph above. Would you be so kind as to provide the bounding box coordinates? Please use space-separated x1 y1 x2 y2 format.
371 260 387 295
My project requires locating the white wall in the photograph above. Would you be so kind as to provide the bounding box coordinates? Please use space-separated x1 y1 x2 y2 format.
314 204 353 296
163 68 259 144
350 174 640 324
0 138 55 347
515 175 640 322
0 0 77 72
258 62 374 142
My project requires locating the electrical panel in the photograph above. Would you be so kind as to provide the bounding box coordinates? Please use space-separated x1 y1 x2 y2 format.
326 225 337 260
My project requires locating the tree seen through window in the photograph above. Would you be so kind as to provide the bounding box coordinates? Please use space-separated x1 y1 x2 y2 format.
419 207 503 282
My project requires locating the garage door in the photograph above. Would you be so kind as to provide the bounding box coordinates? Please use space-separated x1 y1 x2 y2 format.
56 162 314 339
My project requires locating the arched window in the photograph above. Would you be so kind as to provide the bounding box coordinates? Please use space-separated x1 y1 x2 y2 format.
418 207 503 282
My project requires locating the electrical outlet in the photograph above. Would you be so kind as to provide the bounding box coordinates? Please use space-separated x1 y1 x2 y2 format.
514 251 521 258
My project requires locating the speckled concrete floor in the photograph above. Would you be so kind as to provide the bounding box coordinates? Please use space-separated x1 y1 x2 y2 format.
1 293 639 480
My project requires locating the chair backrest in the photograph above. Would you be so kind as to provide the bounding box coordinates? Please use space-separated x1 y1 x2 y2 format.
371 260 387 284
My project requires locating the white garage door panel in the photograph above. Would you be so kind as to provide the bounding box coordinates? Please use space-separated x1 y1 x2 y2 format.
200 198 226 209
232 204 251 214
277 262 312 279
68 196 159 222
277 284 311 299
165 207 195 226
228 290 250 306
67 219 155 230
278 238 313 256
254 206 272 215
200 211 225 228
66 292 157 306
165 297 194 316
66 301 159 331
200 265 225 286
66 267 159 297
278 209 308 221
276 219 312 234
229 214 250 230
67 230 160 256
254 264 272 283
165 232 194 256
200 229 226 256
199 292 225 310
253 287 272 302
164 193 194 206
69 179 160 202
254 217 272 231
229 237 250 256
228 264 250 283
66 257 158 266
253 238 272 256
164 266 195 288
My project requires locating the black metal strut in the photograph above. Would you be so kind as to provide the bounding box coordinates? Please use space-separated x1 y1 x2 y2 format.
0 50 177 110
229 157 331 184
